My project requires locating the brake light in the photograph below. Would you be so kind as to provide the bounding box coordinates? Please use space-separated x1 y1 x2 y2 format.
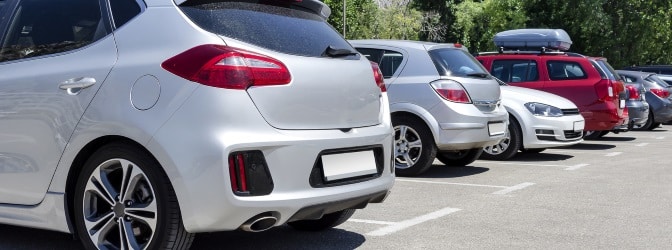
625 85 640 100
430 80 471 103
454 43 463 48
162 45 291 89
370 61 386 92
651 89 670 99
229 154 248 193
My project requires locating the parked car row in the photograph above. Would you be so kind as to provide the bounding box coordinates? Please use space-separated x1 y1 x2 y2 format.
0 1 668 249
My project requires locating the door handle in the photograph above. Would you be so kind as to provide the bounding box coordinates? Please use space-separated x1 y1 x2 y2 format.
59 77 96 95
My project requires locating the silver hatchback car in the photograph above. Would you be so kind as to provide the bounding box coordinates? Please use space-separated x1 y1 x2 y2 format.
0 0 394 249
351 40 508 176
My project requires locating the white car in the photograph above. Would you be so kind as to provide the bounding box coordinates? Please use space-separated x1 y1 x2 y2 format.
482 84 585 160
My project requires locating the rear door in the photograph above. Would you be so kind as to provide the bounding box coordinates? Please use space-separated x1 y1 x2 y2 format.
542 58 598 109
0 0 116 205
490 58 545 90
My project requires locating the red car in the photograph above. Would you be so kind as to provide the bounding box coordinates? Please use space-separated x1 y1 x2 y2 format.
477 29 628 138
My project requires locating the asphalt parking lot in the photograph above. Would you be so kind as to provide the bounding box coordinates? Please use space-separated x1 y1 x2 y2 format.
2 128 671 249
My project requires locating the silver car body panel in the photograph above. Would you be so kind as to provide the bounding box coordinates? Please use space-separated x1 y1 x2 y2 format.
350 40 508 150
1 1 394 235
501 86 584 149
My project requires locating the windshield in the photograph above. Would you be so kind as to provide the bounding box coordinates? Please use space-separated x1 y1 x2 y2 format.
428 48 491 78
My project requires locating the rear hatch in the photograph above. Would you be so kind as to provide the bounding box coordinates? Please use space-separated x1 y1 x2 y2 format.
179 0 382 130
427 47 501 112
592 59 627 117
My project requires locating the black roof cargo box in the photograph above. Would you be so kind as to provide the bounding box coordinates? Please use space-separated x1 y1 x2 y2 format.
493 29 572 51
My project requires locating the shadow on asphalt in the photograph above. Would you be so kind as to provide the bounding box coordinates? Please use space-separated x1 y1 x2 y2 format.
560 143 617 150
0 224 82 250
192 226 365 250
418 165 489 178
588 136 637 142
508 152 574 162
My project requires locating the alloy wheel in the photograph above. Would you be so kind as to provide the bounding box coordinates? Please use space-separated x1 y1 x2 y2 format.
82 158 157 250
483 127 511 155
394 125 423 169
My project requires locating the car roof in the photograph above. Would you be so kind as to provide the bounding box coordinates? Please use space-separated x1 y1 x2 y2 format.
349 39 465 51
616 70 655 78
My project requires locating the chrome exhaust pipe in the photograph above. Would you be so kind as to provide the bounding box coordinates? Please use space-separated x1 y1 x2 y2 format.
240 214 278 232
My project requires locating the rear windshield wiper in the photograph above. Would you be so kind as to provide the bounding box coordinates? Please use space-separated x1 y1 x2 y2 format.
466 72 490 78
323 45 359 58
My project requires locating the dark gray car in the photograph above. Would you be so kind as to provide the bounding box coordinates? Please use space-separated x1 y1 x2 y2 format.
617 70 672 130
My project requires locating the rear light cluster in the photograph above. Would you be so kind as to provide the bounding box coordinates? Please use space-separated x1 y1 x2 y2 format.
651 88 670 99
228 151 274 196
595 79 625 106
162 45 291 89
430 80 471 103
370 61 387 92
625 85 641 100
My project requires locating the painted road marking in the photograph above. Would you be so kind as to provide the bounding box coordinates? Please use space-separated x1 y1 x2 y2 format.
366 207 461 236
395 178 507 188
348 219 397 225
566 163 590 171
605 152 622 157
656 137 665 139
636 143 649 147
491 182 535 195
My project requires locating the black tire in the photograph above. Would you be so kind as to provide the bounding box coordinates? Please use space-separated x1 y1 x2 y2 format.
521 148 546 154
74 143 194 250
648 122 661 131
288 209 356 231
436 148 483 167
634 110 654 131
583 130 606 140
481 116 522 160
392 115 437 176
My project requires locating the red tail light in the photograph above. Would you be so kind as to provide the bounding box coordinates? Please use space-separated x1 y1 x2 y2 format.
228 154 248 193
651 88 670 98
625 85 640 100
370 61 386 92
162 45 291 89
430 80 471 103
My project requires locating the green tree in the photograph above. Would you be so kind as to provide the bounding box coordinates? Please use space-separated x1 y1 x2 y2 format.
324 0 379 39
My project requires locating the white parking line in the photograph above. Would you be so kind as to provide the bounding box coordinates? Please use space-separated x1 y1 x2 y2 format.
565 163 589 171
656 137 665 139
491 182 535 195
395 178 507 188
366 207 461 236
605 152 622 157
635 143 649 147
348 219 397 225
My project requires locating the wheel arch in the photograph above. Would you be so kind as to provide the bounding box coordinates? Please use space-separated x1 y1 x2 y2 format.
63 135 165 237
389 103 440 144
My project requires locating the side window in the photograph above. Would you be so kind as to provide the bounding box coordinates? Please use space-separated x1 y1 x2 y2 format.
491 60 538 83
0 0 105 63
379 50 403 78
110 0 141 29
547 61 587 80
355 48 403 78
622 76 635 83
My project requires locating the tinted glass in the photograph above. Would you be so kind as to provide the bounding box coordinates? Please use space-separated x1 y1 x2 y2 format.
595 59 621 81
428 48 490 78
180 2 353 58
0 0 104 62
492 60 538 83
357 48 383 63
379 51 403 78
110 0 141 28
547 61 587 80
646 75 670 88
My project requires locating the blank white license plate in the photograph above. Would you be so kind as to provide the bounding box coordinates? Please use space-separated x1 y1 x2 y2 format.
488 122 506 136
573 120 585 132
321 150 377 181
620 99 626 109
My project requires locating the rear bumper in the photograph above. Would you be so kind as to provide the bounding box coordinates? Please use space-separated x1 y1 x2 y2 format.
432 102 509 150
580 102 628 131
626 101 649 127
148 87 396 233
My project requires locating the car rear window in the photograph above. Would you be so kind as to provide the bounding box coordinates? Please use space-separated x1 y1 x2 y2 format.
179 1 353 58
428 48 491 78
594 59 621 81
646 75 671 88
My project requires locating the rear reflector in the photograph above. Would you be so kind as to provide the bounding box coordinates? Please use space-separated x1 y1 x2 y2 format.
430 80 471 103
162 45 291 89
228 151 274 196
